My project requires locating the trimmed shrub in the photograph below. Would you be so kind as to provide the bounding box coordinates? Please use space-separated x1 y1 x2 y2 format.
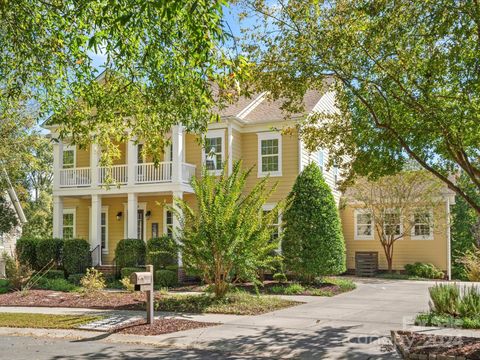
36 238 63 269
282 163 346 280
429 284 460 315
42 269 65 280
37 278 77 292
67 273 85 286
120 267 144 279
405 262 444 279
146 236 178 270
114 239 146 269
273 273 287 283
15 238 38 269
155 269 177 287
0 279 10 294
63 238 91 275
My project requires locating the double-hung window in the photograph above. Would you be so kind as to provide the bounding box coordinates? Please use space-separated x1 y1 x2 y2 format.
63 209 75 239
101 211 108 252
317 149 324 173
383 209 402 237
203 130 225 174
354 209 374 240
262 204 281 241
62 146 75 169
258 132 282 177
411 210 433 240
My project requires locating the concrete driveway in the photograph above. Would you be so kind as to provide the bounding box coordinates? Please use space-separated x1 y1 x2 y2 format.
0 278 437 359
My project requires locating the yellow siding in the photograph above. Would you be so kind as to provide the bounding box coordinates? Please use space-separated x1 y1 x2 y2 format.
232 129 242 161
185 133 203 178
76 147 90 168
63 197 90 240
113 141 126 165
341 203 449 271
241 131 298 203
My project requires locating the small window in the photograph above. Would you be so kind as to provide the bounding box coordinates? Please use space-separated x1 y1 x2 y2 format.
62 147 75 169
63 209 75 239
355 210 374 240
258 132 282 177
151 223 159 238
411 210 433 240
164 208 173 237
384 209 402 237
317 150 324 173
263 207 280 241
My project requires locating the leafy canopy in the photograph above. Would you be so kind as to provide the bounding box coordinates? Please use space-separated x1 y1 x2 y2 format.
240 0 480 214
282 163 346 279
175 161 283 298
1 0 248 164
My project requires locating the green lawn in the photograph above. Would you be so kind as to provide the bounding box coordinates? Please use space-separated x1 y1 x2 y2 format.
156 291 301 315
0 313 103 329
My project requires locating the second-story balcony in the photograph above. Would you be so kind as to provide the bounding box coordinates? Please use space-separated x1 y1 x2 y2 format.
59 162 196 188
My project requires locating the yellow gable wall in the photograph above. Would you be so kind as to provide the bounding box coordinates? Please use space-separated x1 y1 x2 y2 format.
341 203 449 271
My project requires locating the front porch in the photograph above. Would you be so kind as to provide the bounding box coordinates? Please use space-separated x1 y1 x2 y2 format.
53 192 193 266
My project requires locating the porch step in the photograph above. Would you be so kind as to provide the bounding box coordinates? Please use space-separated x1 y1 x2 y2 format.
94 265 117 275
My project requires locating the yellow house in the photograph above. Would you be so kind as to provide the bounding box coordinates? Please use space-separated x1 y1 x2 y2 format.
45 86 454 278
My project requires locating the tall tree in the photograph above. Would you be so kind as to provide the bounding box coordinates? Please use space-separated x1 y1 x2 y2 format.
282 163 346 280
241 0 480 214
1 0 247 163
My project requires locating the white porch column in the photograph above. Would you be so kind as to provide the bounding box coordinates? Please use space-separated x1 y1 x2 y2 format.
52 196 63 238
172 191 184 278
227 124 233 175
127 138 137 187
127 193 138 238
52 137 63 190
171 125 184 183
90 194 102 251
90 143 100 187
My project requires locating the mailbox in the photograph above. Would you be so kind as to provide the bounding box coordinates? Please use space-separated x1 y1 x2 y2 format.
130 272 153 292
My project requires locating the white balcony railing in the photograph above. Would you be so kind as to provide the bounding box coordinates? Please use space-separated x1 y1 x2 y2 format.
99 165 128 185
182 163 196 183
135 162 172 183
59 167 91 187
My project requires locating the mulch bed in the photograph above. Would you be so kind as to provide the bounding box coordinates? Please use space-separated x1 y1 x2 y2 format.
392 330 480 359
0 290 152 310
112 318 217 336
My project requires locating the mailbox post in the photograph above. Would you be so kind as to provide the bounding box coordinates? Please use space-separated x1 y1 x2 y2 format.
130 265 154 324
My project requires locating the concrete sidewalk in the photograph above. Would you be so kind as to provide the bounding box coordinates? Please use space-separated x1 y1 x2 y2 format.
0 279 449 359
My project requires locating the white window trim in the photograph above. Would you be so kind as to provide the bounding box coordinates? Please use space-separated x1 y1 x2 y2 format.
202 129 226 175
257 132 282 178
163 205 173 237
262 203 282 252
62 145 76 169
63 208 76 238
411 209 434 240
354 209 374 240
88 206 109 253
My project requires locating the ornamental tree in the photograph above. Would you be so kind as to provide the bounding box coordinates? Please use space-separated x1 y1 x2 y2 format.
240 0 480 215
175 161 282 298
282 163 345 280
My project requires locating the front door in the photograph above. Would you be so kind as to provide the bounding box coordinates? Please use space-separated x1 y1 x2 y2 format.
137 209 144 240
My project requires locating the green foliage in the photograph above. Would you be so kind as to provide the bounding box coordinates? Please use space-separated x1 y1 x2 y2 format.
415 313 465 328
146 236 178 270
80 268 106 293
15 238 38 269
270 283 305 295
458 286 480 318
282 163 345 279
114 239 146 270
324 277 357 292
243 0 480 214
42 270 65 280
67 273 85 286
120 267 144 280
429 284 460 316
120 277 135 292
0 279 10 294
63 239 91 275
459 248 480 282
272 273 287 283
0 195 18 234
404 263 444 279
155 270 177 287
36 278 78 292
4 253 32 290
36 238 63 269
177 161 282 298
